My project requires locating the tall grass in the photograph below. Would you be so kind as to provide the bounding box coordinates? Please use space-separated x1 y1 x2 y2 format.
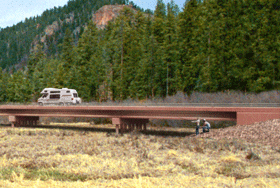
0 127 279 187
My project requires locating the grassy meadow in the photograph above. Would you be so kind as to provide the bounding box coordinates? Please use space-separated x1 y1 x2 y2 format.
0 123 279 187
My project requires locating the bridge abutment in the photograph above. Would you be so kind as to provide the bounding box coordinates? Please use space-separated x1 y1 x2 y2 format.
112 118 149 134
237 112 280 125
9 116 39 127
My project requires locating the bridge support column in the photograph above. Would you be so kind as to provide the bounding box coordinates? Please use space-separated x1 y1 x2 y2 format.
112 118 149 134
9 116 39 127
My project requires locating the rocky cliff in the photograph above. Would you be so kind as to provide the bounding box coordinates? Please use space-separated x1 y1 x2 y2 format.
92 4 135 29
43 4 135 39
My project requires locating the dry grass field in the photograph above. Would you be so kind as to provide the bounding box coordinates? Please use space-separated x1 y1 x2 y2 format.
0 120 279 187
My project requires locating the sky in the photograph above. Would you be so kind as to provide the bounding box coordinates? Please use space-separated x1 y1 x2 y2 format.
0 0 185 29
133 0 185 11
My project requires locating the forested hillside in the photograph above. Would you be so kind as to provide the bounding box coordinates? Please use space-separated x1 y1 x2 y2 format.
0 0 279 103
0 0 141 70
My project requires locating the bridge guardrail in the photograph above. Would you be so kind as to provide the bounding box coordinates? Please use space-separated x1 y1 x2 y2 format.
0 103 279 107
80 103 280 107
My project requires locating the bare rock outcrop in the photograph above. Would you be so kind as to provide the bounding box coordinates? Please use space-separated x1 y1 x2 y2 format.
92 4 135 29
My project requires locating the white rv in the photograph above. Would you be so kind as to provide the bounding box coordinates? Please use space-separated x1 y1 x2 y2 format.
37 88 82 106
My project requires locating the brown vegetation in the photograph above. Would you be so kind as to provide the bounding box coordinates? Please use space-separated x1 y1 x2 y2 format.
0 119 279 187
199 119 280 148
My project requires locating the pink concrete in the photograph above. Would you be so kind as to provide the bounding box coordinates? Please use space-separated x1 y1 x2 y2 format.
113 118 149 133
237 112 280 125
0 105 279 128
0 105 237 121
9 116 39 127
112 118 121 125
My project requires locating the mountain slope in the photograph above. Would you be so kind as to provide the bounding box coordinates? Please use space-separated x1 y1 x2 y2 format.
0 0 133 70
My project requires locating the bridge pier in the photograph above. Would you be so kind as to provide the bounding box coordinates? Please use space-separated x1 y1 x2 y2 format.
112 118 149 134
9 116 39 127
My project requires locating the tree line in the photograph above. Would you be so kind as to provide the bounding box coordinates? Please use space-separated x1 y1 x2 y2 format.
0 0 279 103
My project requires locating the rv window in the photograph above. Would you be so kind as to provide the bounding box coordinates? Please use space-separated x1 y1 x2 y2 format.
73 93 78 98
66 90 70 93
42 93 48 98
50 91 60 93
44 90 47 92
50 94 60 99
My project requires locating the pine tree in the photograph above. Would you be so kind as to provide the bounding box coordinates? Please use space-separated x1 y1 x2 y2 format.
6 70 32 103
27 44 45 78
102 7 135 100
163 0 180 96
151 0 168 97
153 0 166 45
41 58 61 88
59 27 77 88
0 68 9 102
178 0 200 94
196 0 228 92
76 21 100 101
61 28 76 72
27 44 46 101
127 11 150 99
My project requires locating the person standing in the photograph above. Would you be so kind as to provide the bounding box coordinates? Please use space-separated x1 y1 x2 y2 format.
202 119 211 133
192 118 200 135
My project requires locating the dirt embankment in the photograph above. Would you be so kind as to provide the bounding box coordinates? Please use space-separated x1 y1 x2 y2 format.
199 119 280 148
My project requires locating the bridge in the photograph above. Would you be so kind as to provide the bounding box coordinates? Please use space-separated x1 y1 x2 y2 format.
0 105 279 133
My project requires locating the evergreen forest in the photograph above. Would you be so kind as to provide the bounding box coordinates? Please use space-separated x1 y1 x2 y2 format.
0 0 279 103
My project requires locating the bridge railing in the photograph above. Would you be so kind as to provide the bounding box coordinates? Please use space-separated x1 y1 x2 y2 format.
1 102 279 107
79 103 280 107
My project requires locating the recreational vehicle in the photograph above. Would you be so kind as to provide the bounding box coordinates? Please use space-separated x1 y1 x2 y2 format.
37 88 82 106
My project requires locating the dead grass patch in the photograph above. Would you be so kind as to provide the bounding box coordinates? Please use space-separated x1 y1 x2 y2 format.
0 123 279 187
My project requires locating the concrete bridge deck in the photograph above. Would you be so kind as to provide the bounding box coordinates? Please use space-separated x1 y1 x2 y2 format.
0 105 279 133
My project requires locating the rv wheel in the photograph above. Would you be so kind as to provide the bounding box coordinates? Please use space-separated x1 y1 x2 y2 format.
38 102 43 106
59 102 64 106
